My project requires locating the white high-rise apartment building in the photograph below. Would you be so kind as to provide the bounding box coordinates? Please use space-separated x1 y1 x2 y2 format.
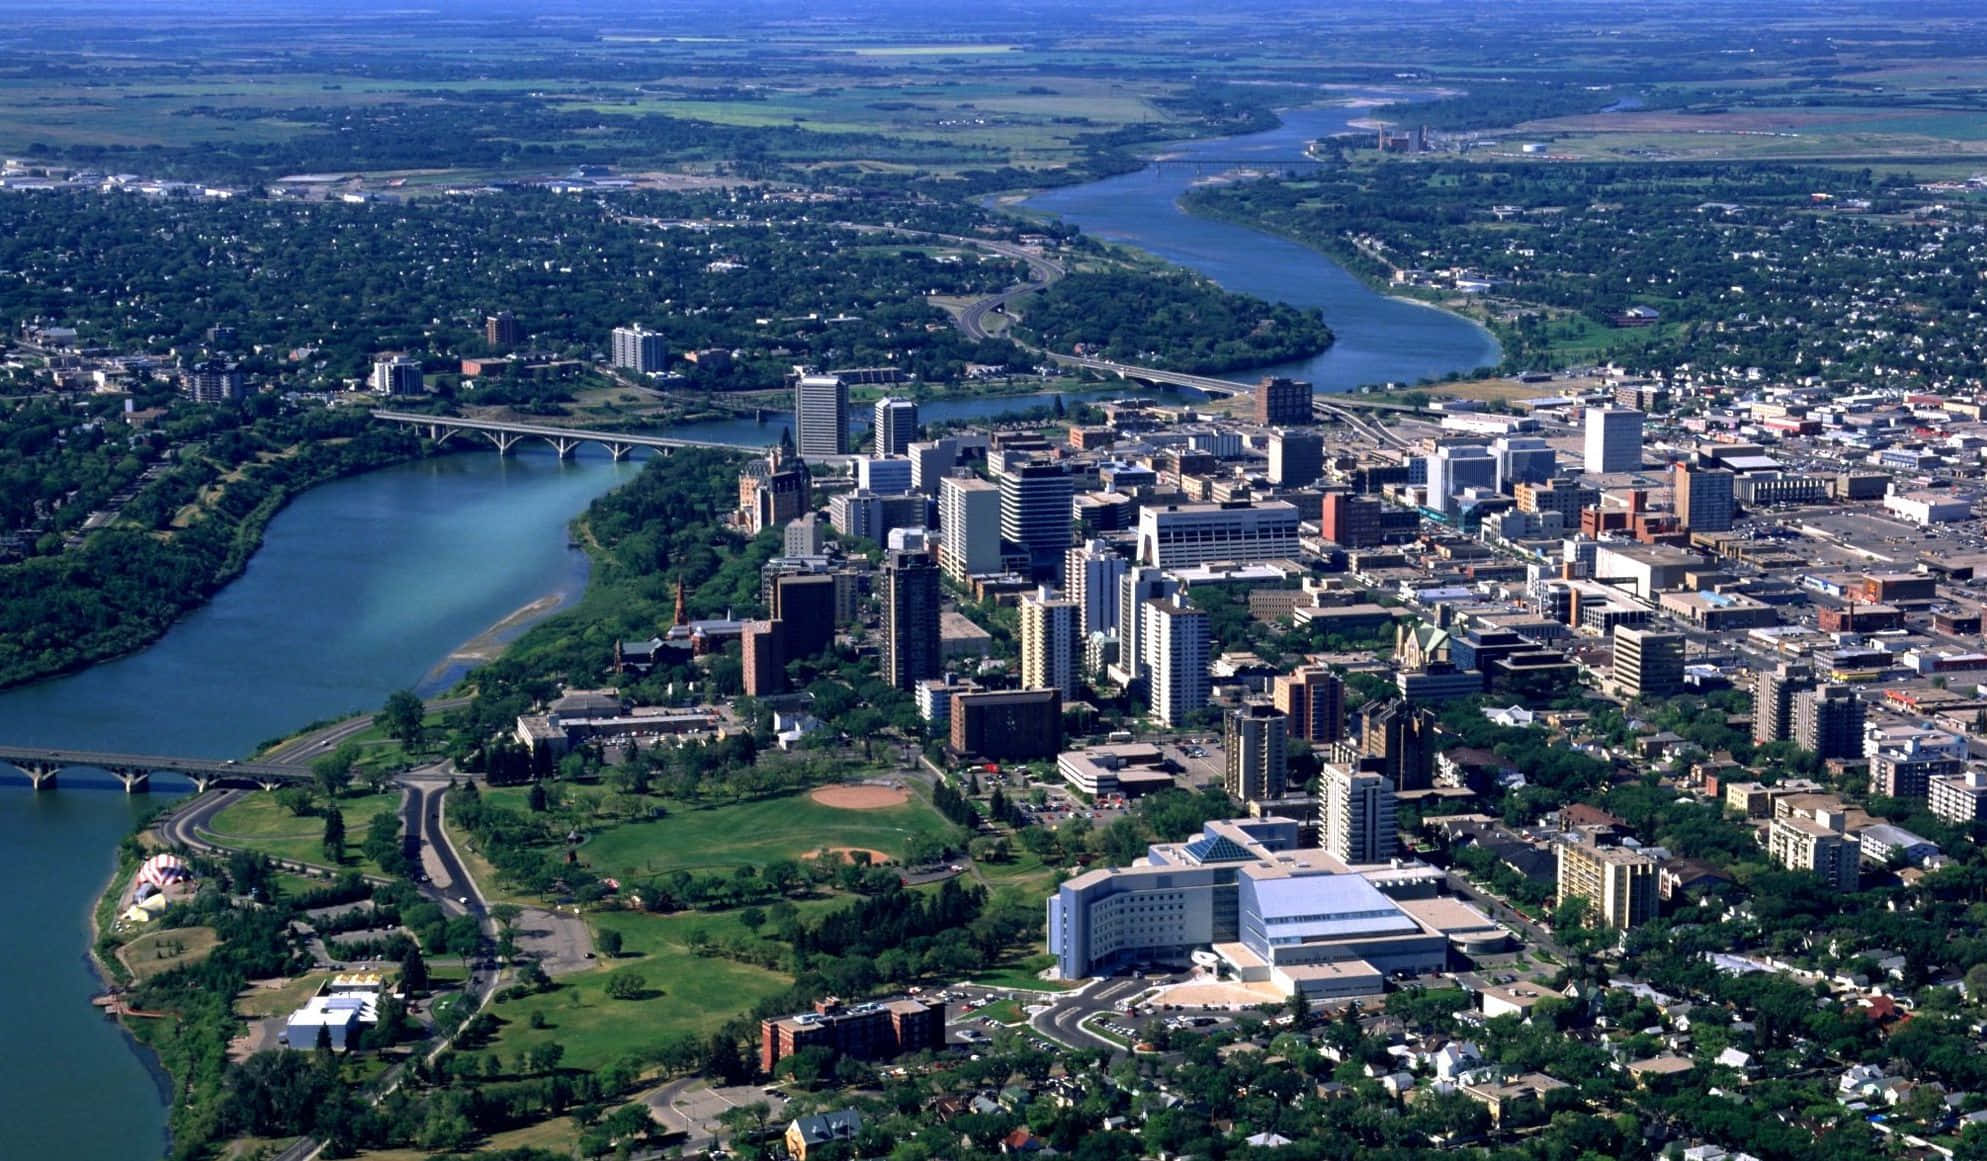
1110 566 1178 688
793 375 848 459
1142 593 1209 727
610 325 667 374
1584 407 1644 473
937 476 1001 581
873 397 919 457
1020 586 1079 699
1135 501 1300 568
1063 539 1128 639
1320 762 1397 864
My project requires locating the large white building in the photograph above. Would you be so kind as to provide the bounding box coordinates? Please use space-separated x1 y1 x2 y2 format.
1109 566 1178 689
937 476 1001 581
907 439 958 494
369 355 424 396
873 396 919 457
1320 762 1397 864
1142 593 1209 727
793 375 849 459
1136 501 1300 568
1583 407 1644 473
1020 586 1079 700
1046 818 1459 997
1064 539 1128 640
610 324 667 374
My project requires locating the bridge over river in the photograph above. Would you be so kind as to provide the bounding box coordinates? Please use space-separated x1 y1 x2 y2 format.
0 745 311 793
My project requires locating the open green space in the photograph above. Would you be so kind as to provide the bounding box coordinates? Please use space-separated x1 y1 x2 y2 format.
487 911 794 1073
205 791 402 876
579 789 958 881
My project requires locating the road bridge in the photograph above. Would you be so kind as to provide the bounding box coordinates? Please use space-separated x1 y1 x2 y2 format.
371 411 767 461
0 746 313 794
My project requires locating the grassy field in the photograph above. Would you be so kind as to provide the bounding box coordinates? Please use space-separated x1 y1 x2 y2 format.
235 972 334 1019
117 926 220 983
354 1116 581 1161
485 909 795 1073
205 791 402 875
579 789 958 881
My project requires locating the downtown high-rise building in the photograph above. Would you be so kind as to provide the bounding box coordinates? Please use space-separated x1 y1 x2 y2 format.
1273 665 1345 743
1584 407 1644 473
938 476 1002 581
1020 586 1079 700
794 375 849 459
1752 662 1814 747
1320 761 1397 865
1110 566 1179 689
1063 539 1128 639
1142 593 1209 727
873 396 919 457
882 548 941 691
999 461 1074 571
1674 463 1736 532
1224 702 1289 803
1794 684 1864 760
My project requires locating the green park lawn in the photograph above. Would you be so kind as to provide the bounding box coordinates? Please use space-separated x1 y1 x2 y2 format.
205 791 402 875
579 790 959 881
486 909 795 1073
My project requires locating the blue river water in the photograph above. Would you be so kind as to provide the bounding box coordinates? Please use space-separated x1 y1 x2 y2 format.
0 96 1497 1160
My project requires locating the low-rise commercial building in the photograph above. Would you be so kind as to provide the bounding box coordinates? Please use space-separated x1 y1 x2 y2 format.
760 998 944 1076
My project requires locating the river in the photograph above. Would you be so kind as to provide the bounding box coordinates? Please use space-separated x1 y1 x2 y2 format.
1023 100 1502 393
0 95 1494 1161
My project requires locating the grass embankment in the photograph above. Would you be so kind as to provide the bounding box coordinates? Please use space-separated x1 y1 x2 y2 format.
204 791 402 876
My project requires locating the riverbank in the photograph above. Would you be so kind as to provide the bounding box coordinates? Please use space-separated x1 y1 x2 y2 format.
417 586 577 693
0 423 424 695
1175 190 1509 382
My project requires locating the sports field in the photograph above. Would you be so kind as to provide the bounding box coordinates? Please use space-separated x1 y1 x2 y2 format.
579 787 956 881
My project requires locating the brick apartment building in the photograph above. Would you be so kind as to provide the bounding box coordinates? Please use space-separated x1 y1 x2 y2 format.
760 997 946 1075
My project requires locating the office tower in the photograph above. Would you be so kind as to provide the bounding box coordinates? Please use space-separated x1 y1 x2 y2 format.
1273 666 1345 743
1136 500 1301 568
1491 436 1557 493
999 461 1074 570
1142 593 1209 727
1064 539 1128 639
882 549 941 691
937 476 1002 581
610 324 667 374
1267 430 1325 487
907 439 958 494
485 310 522 349
784 513 826 557
1793 684 1864 760
857 456 913 495
1224 702 1289 803
873 397 919 457
1556 839 1658 929
771 573 837 660
369 355 424 396
1112 566 1179 687
1253 376 1314 425
1425 443 1497 515
951 689 1062 761
1320 492 1385 548
1320 762 1397 864
1752 662 1814 747
1584 407 1644 473
1674 463 1736 532
1359 699 1434 791
793 375 849 459
1020 586 1079 700
1611 625 1684 698
181 358 244 403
